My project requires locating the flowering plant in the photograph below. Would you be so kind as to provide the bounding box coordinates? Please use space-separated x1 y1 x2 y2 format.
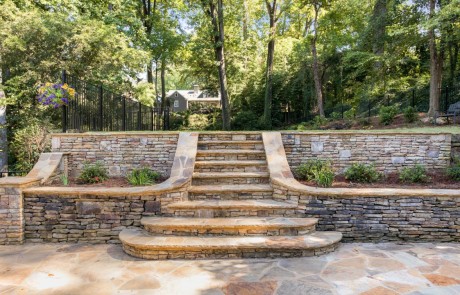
37 82 76 108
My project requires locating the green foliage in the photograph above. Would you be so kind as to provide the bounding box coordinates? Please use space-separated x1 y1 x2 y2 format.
10 121 51 172
231 111 264 130
127 168 160 186
403 106 418 123
447 157 460 181
78 161 108 184
379 105 399 125
295 159 334 187
60 175 69 186
344 163 382 183
134 82 156 106
311 115 328 129
329 112 342 120
399 165 429 183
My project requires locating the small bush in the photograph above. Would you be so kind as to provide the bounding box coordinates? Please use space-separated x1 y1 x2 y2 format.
379 105 399 125
403 106 418 123
295 159 334 187
127 168 160 186
447 157 460 181
313 169 334 187
344 163 381 183
399 164 429 183
60 175 69 186
311 115 328 129
343 108 356 120
329 112 342 120
78 161 108 184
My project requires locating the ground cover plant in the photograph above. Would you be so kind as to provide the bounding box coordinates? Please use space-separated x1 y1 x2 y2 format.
399 164 429 183
126 168 161 186
295 159 334 187
78 161 108 184
344 163 382 183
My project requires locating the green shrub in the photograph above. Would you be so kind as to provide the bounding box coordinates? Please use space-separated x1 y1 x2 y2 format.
295 159 334 187
78 161 108 184
127 168 160 186
399 164 429 183
60 175 69 186
447 157 460 181
344 163 382 183
231 111 260 130
343 108 356 120
379 105 399 125
311 115 328 129
313 169 334 187
403 106 418 123
329 111 342 120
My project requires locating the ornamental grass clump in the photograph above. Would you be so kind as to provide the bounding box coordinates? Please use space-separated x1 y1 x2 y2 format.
78 161 108 184
399 164 429 183
344 163 382 183
295 159 334 187
127 168 160 186
37 82 76 108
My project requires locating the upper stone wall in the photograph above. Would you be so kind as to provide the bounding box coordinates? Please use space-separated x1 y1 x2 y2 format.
51 133 179 177
281 132 452 173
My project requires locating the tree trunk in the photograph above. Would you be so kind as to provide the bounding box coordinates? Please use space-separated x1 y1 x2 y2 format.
371 0 387 56
243 0 249 41
0 69 7 173
208 0 231 130
311 2 324 117
428 0 443 117
263 0 277 127
160 59 166 113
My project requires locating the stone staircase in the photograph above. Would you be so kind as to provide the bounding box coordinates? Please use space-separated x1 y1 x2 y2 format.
120 133 342 259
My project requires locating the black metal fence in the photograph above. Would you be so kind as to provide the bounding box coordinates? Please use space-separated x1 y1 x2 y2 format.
61 71 169 132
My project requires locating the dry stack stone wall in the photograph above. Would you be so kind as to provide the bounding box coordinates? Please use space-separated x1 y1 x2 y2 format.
282 132 452 173
51 133 179 177
0 187 24 244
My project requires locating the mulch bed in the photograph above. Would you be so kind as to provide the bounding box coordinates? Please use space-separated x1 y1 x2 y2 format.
49 177 166 187
300 172 460 189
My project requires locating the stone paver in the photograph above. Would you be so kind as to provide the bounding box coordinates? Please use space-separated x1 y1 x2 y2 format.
1 242 459 294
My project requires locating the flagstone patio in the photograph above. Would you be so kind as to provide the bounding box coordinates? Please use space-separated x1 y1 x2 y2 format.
1 242 459 295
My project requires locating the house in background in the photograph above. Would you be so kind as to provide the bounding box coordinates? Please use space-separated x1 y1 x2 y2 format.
166 85 221 112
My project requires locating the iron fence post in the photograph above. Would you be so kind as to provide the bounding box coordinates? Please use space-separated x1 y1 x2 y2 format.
151 107 154 131
138 102 141 130
122 96 126 131
98 85 103 131
61 70 68 133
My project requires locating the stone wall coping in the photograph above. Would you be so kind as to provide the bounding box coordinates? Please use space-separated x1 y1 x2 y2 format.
24 132 198 197
51 132 180 137
263 132 460 198
0 177 41 188
281 131 454 136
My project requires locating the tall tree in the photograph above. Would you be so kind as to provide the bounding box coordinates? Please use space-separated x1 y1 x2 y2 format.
263 0 288 127
140 0 157 84
0 70 7 173
311 0 324 117
428 0 444 117
203 0 231 130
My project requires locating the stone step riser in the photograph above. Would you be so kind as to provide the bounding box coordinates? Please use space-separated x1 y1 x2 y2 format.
189 192 273 201
172 209 301 218
192 177 270 185
196 154 266 161
194 166 268 173
122 243 339 260
199 134 262 141
198 144 264 150
142 226 315 237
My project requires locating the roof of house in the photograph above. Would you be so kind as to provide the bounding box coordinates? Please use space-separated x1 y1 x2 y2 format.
166 90 221 101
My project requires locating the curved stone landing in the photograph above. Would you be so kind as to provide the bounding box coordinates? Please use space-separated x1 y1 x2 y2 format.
120 228 342 260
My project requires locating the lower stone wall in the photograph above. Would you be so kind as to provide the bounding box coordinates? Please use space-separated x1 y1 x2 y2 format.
0 187 23 244
23 191 187 244
272 184 460 242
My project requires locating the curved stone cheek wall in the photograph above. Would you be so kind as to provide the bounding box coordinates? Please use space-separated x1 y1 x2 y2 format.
281 132 452 173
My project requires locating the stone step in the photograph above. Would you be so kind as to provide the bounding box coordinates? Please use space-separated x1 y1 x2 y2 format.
198 141 264 151
192 172 270 185
188 184 273 193
120 228 342 259
188 184 273 200
196 149 266 161
194 160 268 172
141 217 317 236
199 133 262 141
168 200 299 218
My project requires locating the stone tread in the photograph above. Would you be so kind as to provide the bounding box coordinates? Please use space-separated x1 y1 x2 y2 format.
188 184 273 193
120 228 342 251
193 172 269 178
199 140 262 144
141 217 318 230
167 199 298 210
194 160 266 166
196 149 265 154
